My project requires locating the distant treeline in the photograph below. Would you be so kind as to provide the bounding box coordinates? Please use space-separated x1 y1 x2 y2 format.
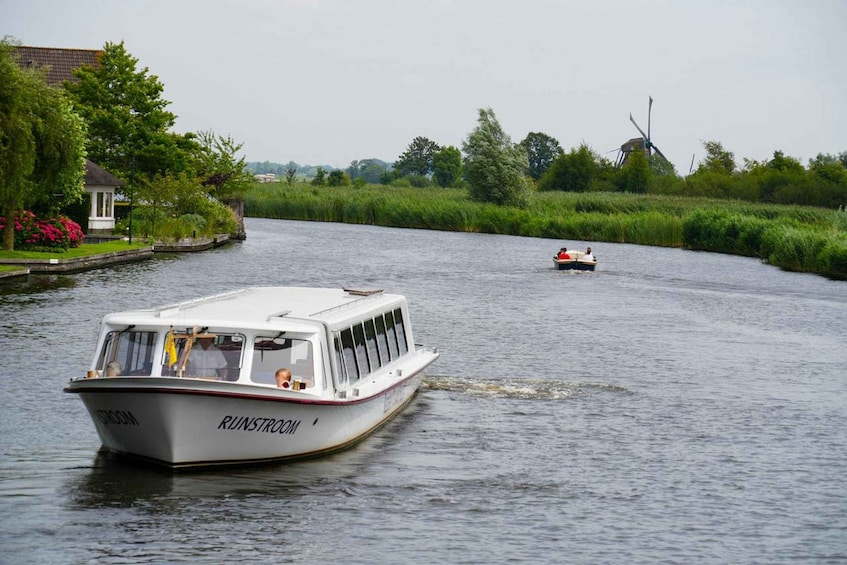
533 143 847 211
246 161 336 178
243 183 847 281
247 159 393 181
246 143 847 211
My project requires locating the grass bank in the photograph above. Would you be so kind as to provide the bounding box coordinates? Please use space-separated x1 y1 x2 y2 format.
0 240 149 260
246 183 847 280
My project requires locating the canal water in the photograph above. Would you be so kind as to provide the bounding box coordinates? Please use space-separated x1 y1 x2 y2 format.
1 217 846 564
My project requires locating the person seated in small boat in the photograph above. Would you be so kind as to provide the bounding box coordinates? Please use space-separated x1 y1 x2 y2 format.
105 361 122 377
582 247 594 261
275 367 292 389
187 336 228 379
556 247 571 260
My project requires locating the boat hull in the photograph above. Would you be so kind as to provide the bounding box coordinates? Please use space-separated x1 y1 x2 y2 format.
67 374 424 468
553 259 597 271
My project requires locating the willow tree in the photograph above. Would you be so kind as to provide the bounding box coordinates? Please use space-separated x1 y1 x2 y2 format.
462 108 529 207
0 39 87 251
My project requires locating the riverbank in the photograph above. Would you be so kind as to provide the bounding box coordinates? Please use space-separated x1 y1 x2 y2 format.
0 235 234 279
243 184 847 280
0 246 154 274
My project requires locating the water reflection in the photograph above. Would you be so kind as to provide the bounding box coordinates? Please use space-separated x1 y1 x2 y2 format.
0 274 77 297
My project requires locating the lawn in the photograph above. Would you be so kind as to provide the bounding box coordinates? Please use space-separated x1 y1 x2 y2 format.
0 240 149 260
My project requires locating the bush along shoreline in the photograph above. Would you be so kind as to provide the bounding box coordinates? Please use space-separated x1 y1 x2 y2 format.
243 184 847 281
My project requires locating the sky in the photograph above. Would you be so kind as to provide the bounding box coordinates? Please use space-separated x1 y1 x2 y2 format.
3 0 846 175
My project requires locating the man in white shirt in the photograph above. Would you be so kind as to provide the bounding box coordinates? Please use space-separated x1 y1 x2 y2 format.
187 336 228 379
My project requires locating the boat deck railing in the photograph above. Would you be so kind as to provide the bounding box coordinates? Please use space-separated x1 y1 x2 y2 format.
152 288 252 317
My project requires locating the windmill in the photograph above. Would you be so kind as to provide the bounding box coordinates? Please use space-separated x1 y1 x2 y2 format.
615 96 669 167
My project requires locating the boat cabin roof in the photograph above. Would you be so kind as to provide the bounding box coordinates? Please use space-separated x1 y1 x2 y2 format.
102 287 406 332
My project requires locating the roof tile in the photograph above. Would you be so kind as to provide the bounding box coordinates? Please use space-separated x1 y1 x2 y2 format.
13 46 102 86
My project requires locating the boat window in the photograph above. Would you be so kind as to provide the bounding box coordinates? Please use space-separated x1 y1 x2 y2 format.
333 334 347 385
340 328 358 382
162 332 244 381
374 314 390 363
364 318 382 369
249 336 314 387
393 308 408 354
97 330 157 376
384 311 400 360
352 323 370 376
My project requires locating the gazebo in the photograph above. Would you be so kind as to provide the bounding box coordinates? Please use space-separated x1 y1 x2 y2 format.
83 160 124 235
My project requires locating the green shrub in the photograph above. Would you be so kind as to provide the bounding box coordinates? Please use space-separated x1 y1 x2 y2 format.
818 239 847 280
180 213 207 232
760 224 829 273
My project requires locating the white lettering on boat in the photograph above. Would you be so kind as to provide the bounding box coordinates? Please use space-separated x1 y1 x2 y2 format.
96 409 140 426
217 415 301 435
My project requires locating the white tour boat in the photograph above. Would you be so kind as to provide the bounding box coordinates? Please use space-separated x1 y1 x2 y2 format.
65 286 439 468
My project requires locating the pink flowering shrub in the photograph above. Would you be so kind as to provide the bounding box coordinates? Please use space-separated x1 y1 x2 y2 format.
0 211 84 251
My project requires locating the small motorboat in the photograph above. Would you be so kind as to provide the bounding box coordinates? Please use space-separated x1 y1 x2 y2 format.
64 286 439 468
552 249 597 271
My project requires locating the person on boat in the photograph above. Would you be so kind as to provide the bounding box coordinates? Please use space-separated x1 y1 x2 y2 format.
105 361 121 377
275 367 292 389
582 247 594 261
187 336 228 379
557 247 571 260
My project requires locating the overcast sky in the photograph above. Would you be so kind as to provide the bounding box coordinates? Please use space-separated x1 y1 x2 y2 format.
4 0 846 174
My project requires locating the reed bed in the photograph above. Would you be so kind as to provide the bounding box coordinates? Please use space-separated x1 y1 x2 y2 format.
244 183 847 280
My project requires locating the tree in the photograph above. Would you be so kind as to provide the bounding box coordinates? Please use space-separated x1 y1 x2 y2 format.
806 154 847 208
432 146 463 187
616 149 651 193
285 166 297 185
0 39 87 251
347 159 389 184
538 143 598 192
395 136 441 176
649 154 677 177
327 169 350 186
193 130 252 198
697 140 736 175
311 167 327 186
462 108 529 207
64 41 190 184
808 153 847 185
520 132 563 180
767 150 804 174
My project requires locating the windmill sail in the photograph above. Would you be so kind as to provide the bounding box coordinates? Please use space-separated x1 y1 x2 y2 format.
618 96 667 167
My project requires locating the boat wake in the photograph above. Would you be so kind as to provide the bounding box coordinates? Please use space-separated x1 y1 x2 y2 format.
422 375 630 401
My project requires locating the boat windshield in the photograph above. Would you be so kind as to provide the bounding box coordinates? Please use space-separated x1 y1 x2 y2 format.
96 329 158 376
162 331 244 381
250 336 315 388
94 328 245 380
